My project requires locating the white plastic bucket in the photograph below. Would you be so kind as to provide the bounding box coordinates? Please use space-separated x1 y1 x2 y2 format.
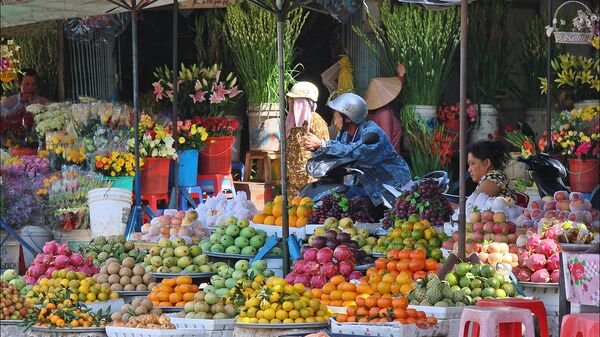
525 108 547 138
469 104 499 141
20 226 54 267
412 105 437 129
87 188 133 238
573 100 599 110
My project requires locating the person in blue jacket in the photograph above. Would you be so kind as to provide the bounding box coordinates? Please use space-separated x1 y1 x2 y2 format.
301 93 412 207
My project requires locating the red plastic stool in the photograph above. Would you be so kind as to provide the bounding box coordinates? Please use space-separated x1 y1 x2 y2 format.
197 174 236 196
561 313 599 337
141 193 169 214
477 298 549 337
459 307 535 337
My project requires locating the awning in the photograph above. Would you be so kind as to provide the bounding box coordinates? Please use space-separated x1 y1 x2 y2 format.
0 0 172 28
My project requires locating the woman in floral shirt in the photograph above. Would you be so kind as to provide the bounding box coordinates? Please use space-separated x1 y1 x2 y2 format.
467 140 517 200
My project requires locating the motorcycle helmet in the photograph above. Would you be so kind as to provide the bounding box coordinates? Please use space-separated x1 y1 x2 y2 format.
286 81 319 102
327 93 368 124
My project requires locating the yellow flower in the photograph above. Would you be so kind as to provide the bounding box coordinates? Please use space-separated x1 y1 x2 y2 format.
179 137 185 144
111 171 116 176
118 158 125 166
101 157 108 164
104 165 109 170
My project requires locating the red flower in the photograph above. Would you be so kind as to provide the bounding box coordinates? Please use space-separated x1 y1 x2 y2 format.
570 262 585 281
504 125 515 132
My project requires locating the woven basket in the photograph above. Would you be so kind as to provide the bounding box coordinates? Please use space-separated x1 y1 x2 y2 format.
552 1 594 45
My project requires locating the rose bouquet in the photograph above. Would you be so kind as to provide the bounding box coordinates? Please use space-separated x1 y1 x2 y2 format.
540 105 600 159
176 121 209 151
153 63 241 118
437 100 478 123
93 152 143 177
194 117 240 137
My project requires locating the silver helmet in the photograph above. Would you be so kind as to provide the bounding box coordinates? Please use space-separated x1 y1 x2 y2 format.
327 93 368 124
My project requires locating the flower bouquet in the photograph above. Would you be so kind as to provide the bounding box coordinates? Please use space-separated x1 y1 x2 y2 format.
546 4 599 48
540 54 600 103
93 152 142 191
195 116 240 137
153 63 241 118
1 38 21 92
176 121 209 151
504 125 537 159
436 100 478 133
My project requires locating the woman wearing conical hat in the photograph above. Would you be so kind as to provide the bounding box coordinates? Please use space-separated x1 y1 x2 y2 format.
363 65 404 153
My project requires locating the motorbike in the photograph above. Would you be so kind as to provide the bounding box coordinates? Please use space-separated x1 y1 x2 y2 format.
298 132 449 218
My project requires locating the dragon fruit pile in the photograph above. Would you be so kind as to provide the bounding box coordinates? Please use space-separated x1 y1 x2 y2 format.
513 225 561 283
25 241 99 285
516 191 599 229
285 245 361 289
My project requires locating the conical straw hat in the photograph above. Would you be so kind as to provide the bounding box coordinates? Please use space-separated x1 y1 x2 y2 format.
364 77 403 110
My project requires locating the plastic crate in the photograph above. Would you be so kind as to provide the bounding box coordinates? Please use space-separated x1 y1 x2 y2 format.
106 326 205 337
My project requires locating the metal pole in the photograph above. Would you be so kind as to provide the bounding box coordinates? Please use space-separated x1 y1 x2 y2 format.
172 0 180 209
132 1 142 231
546 0 553 146
276 1 290 275
458 0 468 259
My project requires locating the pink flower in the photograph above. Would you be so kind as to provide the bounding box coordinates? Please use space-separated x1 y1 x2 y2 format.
209 92 224 104
212 82 228 102
153 82 165 101
570 262 585 281
190 90 207 104
575 141 592 158
228 86 241 98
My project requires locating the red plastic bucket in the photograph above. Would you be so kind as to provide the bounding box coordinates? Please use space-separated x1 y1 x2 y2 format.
10 147 37 157
140 157 171 194
199 136 234 175
568 159 599 193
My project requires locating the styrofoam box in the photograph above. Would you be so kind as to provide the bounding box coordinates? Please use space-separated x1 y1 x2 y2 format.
84 298 124 315
444 222 457 237
407 305 467 319
106 326 205 337
250 222 306 239
330 318 451 337
169 316 235 330
327 306 346 314
305 224 322 235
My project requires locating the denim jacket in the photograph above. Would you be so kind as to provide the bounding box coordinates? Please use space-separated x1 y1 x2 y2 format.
316 120 412 206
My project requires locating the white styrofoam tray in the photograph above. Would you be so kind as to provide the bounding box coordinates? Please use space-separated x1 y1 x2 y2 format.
84 298 124 315
330 317 451 337
327 306 347 314
407 305 468 319
167 315 234 330
106 326 205 337
250 222 306 239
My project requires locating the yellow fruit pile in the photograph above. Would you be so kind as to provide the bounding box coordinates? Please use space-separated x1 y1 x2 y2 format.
253 196 312 227
26 269 117 305
236 275 331 324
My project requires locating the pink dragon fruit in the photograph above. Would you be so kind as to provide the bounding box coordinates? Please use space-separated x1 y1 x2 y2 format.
550 269 560 283
526 234 542 251
64 265 77 272
544 224 560 240
348 271 363 280
513 267 532 282
285 272 298 284
53 255 70 269
303 248 319 262
546 253 560 271
303 261 320 275
526 253 547 272
293 260 307 274
294 274 311 287
321 262 339 279
535 239 559 256
28 264 47 278
42 241 59 255
25 276 37 285
309 275 327 289
518 251 532 268
69 253 85 266
531 269 550 283
56 244 72 256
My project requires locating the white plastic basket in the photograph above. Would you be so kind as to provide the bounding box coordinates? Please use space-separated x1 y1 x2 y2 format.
168 316 234 330
552 1 594 45
106 326 205 337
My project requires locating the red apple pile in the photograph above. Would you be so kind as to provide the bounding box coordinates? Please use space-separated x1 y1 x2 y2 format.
516 191 599 229
443 209 518 254
285 245 361 289
513 224 561 283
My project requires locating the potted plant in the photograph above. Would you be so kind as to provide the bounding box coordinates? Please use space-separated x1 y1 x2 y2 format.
225 3 307 152
356 0 459 126
467 0 511 141
128 114 177 195
194 116 240 175
93 152 142 190
175 121 208 186
540 54 600 110
542 105 599 192
437 100 478 136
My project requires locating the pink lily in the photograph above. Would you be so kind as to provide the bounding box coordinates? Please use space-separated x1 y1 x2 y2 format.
209 92 224 104
190 90 207 104
228 86 241 98
153 81 165 101
212 82 228 101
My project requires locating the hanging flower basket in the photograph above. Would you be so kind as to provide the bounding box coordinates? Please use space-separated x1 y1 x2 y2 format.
548 1 596 45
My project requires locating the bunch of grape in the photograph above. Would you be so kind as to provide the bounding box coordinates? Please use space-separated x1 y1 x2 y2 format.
308 194 373 224
389 178 452 226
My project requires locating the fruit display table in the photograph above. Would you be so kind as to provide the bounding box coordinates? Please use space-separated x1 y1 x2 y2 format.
232 325 326 337
1 321 25 337
24 330 107 337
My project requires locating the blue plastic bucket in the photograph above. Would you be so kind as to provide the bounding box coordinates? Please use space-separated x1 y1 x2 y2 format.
178 150 199 186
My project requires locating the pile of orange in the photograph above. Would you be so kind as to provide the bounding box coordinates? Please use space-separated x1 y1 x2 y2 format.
356 248 439 297
253 195 312 227
147 275 199 307
335 294 437 325
311 275 371 307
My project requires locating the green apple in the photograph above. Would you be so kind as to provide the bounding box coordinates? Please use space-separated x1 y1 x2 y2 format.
161 247 174 258
210 244 224 253
190 245 202 257
256 229 267 239
184 265 201 273
234 236 249 249
225 246 241 254
171 237 186 247
156 266 170 273
149 246 161 256
216 288 230 297
220 235 234 248
210 276 226 289
240 227 256 239
199 265 212 273
174 246 190 258
200 241 212 252
225 277 237 289
237 219 250 228
169 266 182 273
150 256 163 267
232 270 245 280
214 226 226 236
177 256 192 269
241 246 257 255
225 216 238 226
251 260 267 272
249 236 265 248
234 260 249 272
158 238 171 248
192 254 208 266
225 225 240 237
270 247 282 255
163 257 177 268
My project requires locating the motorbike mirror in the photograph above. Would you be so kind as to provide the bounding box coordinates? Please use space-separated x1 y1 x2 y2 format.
363 132 379 145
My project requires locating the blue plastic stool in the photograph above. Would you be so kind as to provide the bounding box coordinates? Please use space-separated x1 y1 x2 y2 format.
198 174 237 197
179 186 204 209
231 161 245 181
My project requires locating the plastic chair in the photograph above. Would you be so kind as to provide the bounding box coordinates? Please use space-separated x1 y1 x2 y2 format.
477 298 548 337
141 193 169 214
231 161 245 181
561 313 599 337
458 307 535 337
197 174 237 196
